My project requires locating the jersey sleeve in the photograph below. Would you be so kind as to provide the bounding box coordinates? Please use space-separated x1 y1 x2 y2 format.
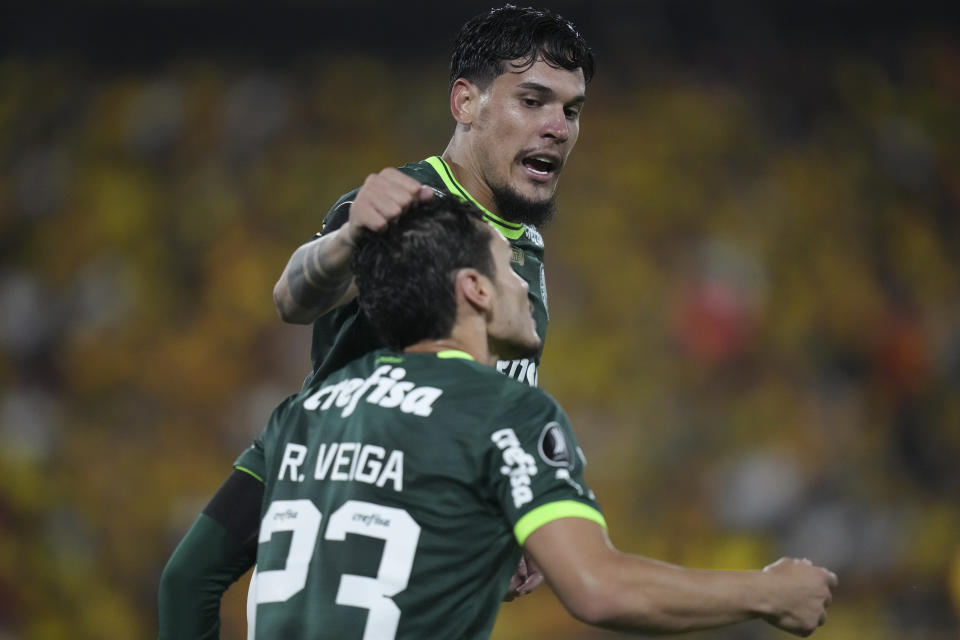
233 393 299 483
316 160 443 240
318 188 359 237
157 512 256 640
485 389 605 546
234 437 267 484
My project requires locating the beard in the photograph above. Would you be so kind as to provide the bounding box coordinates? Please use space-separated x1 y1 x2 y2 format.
490 182 557 229
491 333 542 363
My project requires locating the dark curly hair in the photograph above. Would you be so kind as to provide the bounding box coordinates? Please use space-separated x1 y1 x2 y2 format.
353 196 497 350
450 4 594 90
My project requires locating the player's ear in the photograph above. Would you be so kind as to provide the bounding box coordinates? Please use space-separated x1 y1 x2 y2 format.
450 78 480 125
457 268 492 313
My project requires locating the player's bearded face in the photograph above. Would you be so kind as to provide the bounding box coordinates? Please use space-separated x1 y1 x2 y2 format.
490 180 557 228
473 59 584 227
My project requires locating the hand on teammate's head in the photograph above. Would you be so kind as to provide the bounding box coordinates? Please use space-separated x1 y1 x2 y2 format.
345 168 437 242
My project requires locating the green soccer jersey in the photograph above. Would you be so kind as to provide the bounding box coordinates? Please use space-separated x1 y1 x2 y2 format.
249 349 604 640
305 156 549 389
235 157 548 515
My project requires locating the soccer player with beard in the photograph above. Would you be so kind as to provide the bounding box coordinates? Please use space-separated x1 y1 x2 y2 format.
273 5 591 390
159 7 593 638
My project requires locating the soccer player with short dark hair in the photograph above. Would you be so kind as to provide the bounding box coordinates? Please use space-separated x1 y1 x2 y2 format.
249 197 836 638
273 3 594 387
159 6 837 638
160 7 594 637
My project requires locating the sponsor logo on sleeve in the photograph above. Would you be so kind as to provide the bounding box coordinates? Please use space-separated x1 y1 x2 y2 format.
491 428 538 508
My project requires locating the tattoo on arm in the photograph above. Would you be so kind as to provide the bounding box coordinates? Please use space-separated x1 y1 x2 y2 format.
286 239 352 311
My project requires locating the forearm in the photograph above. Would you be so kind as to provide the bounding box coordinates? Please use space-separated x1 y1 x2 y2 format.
273 227 357 324
528 519 773 635
158 469 263 639
589 553 769 633
157 514 256 640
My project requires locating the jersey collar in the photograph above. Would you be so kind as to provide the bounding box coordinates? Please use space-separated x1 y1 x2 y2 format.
424 156 526 240
436 349 475 361
390 349 475 361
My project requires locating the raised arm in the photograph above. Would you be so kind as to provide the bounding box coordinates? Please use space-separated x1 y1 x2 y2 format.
273 169 437 324
525 517 836 637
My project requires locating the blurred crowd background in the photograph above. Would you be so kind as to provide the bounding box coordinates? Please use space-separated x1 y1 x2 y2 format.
1 2 958 638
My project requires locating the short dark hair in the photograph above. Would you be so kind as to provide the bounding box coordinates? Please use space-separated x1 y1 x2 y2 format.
353 196 497 350
449 4 594 90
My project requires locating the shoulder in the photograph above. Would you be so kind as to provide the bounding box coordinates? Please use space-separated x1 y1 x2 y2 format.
393 355 545 417
319 158 444 235
473 367 563 425
485 381 574 457
397 158 447 192
320 189 359 234
256 390 306 452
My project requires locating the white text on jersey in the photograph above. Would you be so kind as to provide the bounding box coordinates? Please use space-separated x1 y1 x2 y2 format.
497 359 538 387
278 442 404 492
303 364 443 418
491 428 538 508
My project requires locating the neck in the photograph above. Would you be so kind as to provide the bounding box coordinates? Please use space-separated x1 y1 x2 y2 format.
404 341 490 365
441 138 499 217
404 321 497 366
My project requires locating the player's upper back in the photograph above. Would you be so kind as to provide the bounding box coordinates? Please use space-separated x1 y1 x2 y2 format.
262 348 542 501
254 349 588 639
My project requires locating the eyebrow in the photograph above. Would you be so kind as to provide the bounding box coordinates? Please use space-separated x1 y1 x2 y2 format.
517 81 587 106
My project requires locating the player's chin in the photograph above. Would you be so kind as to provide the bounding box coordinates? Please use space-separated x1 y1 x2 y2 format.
518 335 543 360
520 177 558 199
498 337 541 362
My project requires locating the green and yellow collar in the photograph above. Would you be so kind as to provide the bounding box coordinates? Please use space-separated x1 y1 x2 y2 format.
425 156 526 240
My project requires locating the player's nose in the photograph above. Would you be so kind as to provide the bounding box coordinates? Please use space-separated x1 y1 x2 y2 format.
541 107 569 141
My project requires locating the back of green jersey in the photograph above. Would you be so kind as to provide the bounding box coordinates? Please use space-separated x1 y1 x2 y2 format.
252 350 603 640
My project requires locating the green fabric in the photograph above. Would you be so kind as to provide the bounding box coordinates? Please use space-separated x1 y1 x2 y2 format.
305 157 549 390
157 513 256 640
235 441 267 486
423 156 525 239
234 465 264 483
170 157 555 640
251 349 601 639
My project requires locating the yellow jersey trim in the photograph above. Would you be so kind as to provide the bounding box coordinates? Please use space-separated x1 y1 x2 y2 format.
514 500 607 546
424 156 526 240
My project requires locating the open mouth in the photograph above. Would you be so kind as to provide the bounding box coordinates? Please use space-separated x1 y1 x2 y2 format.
522 154 560 178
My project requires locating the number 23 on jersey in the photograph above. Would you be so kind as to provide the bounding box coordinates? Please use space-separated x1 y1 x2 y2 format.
253 499 421 640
